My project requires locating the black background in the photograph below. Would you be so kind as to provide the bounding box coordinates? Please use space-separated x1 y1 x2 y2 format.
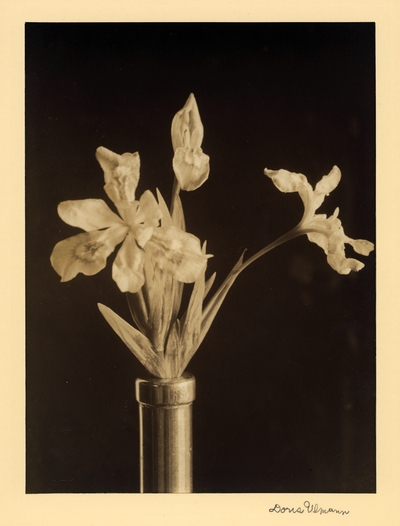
26 23 375 493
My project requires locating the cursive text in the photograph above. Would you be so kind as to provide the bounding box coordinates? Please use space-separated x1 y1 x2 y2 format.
269 501 350 516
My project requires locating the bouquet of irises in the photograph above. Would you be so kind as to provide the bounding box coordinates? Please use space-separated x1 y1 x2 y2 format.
51 94 374 378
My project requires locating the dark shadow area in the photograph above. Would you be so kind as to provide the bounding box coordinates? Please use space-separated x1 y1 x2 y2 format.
26 22 375 493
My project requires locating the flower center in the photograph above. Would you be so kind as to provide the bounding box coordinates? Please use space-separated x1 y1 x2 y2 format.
112 166 137 202
75 241 103 262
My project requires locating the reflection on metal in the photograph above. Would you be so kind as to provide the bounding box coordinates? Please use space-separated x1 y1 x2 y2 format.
135 373 196 493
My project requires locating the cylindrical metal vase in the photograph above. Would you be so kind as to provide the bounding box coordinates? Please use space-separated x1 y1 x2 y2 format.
135 372 196 493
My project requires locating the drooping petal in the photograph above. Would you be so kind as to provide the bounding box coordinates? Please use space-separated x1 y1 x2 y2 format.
112 233 145 293
326 230 366 274
306 211 339 250
346 237 375 256
264 168 308 193
96 146 140 208
171 93 204 151
307 221 367 275
173 147 210 191
307 231 329 252
328 254 365 274
146 226 211 283
58 199 125 231
50 226 127 282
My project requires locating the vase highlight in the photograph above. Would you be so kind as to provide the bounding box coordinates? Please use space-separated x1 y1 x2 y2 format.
135 373 196 493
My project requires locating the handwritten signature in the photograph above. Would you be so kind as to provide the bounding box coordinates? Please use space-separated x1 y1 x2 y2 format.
269 501 350 515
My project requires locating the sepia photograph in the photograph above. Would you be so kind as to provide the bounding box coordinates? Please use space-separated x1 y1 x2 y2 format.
25 22 375 495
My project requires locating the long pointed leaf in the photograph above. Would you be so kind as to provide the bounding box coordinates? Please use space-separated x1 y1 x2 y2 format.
98 303 166 378
178 270 206 373
156 188 173 228
199 240 215 300
204 271 216 300
146 273 177 353
164 319 182 378
126 290 149 335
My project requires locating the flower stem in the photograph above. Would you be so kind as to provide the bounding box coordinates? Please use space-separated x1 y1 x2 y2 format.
237 225 304 273
170 177 181 216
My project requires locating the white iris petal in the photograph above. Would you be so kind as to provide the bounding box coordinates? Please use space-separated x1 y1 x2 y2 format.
264 165 374 274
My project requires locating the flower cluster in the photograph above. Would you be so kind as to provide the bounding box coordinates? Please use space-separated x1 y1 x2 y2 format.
51 94 374 378
264 166 374 274
51 146 209 294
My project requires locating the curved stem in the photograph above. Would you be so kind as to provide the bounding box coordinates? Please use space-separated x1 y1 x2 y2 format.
238 225 304 273
194 225 304 354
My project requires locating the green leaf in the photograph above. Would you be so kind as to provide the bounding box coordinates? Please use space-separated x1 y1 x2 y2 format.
98 303 166 378
201 241 215 299
156 188 173 228
204 272 216 300
178 268 206 373
145 272 178 354
126 290 149 336
164 319 182 378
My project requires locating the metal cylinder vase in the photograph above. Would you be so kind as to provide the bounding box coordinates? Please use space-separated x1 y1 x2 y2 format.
135 372 196 493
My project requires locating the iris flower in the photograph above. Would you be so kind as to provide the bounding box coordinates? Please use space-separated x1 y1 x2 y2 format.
171 93 210 191
50 146 209 293
50 93 374 379
264 165 374 274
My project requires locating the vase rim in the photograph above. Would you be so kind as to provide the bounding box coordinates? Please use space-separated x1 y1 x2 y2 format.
135 372 196 406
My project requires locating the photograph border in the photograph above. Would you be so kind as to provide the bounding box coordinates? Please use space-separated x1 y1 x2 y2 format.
1 1 399 524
